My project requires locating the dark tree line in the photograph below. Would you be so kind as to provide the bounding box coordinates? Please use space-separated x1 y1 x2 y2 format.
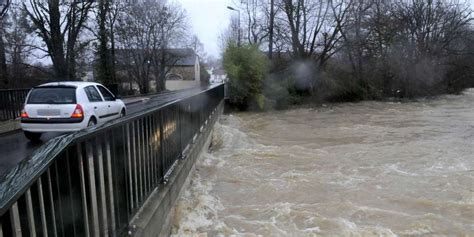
224 0 473 109
0 0 193 92
0 0 11 88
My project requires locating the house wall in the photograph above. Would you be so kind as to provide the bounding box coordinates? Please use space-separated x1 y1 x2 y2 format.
165 63 201 91
115 55 201 93
194 57 200 82
166 80 201 91
167 66 196 81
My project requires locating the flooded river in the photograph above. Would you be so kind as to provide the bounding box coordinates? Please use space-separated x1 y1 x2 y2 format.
172 90 474 236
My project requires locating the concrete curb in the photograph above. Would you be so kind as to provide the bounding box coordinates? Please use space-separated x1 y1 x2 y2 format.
0 119 21 135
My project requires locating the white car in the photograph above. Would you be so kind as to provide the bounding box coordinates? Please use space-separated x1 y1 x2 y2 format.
20 82 126 141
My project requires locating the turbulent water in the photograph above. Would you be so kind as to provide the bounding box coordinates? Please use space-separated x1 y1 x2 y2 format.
171 90 474 236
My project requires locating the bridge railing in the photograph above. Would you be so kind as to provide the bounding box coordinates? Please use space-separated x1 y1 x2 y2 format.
0 84 224 236
0 89 30 121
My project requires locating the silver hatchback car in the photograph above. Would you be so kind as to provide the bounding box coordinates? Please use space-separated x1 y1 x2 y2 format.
21 82 126 141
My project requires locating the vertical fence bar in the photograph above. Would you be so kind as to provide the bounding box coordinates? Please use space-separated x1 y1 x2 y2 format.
64 151 79 236
137 119 144 203
46 170 58 237
131 121 138 210
85 142 100 237
144 117 150 195
147 116 153 190
149 115 156 188
77 144 90 237
10 202 22 237
25 190 36 237
95 136 109 236
105 137 116 236
159 111 166 183
111 125 130 234
154 113 161 185
51 162 65 237
37 178 49 237
126 123 133 212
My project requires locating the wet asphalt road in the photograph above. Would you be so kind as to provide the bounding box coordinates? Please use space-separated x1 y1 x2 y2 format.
0 87 206 176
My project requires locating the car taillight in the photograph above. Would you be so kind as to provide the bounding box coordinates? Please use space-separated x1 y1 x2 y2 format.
71 104 84 118
20 108 29 118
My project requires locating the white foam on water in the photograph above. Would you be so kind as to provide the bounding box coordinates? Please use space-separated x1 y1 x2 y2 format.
171 169 225 236
171 150 227 236
335 218 397 237
385 163 420 177
173 98 474 236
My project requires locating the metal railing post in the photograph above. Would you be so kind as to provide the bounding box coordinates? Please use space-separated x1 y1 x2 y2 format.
178 103 183 159
159 111 166 184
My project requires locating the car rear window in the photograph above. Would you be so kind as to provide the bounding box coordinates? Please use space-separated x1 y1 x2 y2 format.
27 87 77 104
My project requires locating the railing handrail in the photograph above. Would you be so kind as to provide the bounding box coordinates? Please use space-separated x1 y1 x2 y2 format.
0 83 224 217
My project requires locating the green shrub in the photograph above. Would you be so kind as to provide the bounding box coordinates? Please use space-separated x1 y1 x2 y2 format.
223 44 270 111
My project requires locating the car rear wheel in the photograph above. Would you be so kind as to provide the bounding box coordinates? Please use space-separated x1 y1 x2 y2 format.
120 109 126 118
24 131 42 141
87 118 97 127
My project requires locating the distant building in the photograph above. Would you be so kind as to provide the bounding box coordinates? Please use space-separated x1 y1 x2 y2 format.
209 68 227 84
164 48 201 91
112 48 201 93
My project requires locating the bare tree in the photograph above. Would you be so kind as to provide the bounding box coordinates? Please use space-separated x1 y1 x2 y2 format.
388 0 472 97
93 0 126 85
115 0 189 93
280 0 351 67
236 0 269 45
337 0 374 91
23 0 94 80
152 2 188 92
115 1 160 94
4 3 34 88
0 0 11 88
269 0 275 58
220 16 241 49
96 0 114 84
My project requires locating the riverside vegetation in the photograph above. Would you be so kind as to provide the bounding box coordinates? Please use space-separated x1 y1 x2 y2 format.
222 0 474 111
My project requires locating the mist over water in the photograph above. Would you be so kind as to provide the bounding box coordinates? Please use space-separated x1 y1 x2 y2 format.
172 90 474 236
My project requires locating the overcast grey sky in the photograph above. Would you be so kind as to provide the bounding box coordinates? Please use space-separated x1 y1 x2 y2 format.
177 0 234 58
178 0 474 58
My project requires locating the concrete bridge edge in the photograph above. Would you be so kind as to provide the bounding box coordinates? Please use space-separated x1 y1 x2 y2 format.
130 102 224 237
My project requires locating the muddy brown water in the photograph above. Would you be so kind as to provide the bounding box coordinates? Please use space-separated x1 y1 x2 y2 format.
172 90 474 236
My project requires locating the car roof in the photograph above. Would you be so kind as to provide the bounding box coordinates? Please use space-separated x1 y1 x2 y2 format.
37 81 102 89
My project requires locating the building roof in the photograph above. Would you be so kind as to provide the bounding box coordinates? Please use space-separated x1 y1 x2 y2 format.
165 48 198 66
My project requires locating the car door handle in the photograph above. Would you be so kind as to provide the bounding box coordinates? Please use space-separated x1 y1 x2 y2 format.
94 106 97 109
108 105 111 108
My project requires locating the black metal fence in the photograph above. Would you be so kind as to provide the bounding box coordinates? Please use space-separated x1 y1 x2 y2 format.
0 89 30 121
0 84 224 236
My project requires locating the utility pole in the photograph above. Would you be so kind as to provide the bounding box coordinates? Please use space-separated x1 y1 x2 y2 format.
227 6 241 47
